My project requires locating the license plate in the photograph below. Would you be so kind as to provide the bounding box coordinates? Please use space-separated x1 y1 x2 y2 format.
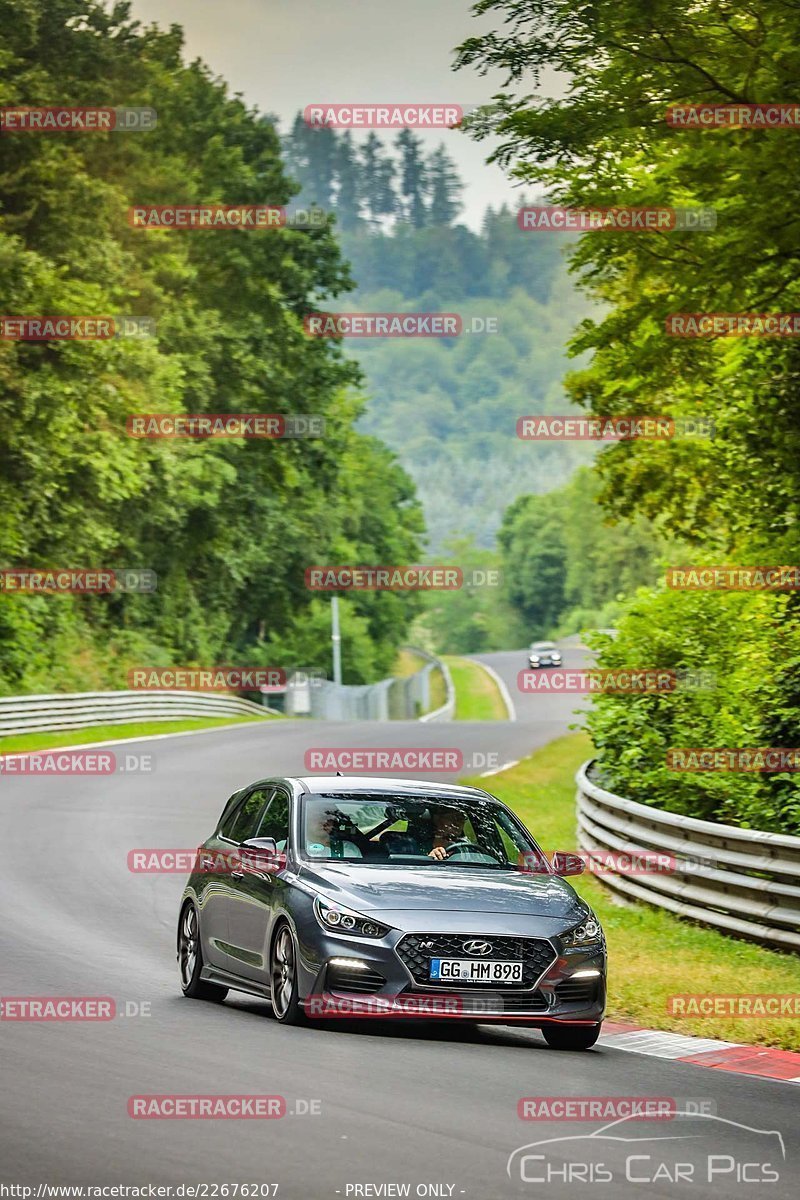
429 958 523 984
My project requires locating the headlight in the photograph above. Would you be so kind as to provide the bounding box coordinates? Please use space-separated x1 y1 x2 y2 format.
313 896 389 939
530 656 540 664
561 914 604 947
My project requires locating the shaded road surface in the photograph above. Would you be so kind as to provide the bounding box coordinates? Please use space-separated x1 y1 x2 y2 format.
1 647 796 1197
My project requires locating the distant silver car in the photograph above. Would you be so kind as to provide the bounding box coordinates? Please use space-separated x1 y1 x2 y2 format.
178 776 606 1049
528 641 562 668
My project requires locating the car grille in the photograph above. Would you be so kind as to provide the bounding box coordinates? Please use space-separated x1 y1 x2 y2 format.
554 979 600 1005
395 933 556 989
327 963 386 995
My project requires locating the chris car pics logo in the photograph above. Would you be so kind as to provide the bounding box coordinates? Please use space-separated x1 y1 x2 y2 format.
507 1112 785 1186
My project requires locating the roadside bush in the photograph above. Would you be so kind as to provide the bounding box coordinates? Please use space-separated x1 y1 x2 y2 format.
585 585 800 834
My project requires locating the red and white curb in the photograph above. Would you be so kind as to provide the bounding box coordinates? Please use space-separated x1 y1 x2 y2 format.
599 1020 800 1083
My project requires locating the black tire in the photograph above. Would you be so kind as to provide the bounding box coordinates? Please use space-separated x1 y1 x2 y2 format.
269 921 305 1025
542 1022 601 1050
178 901 228 1002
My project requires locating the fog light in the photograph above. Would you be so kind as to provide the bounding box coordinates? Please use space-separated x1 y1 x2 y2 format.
329 957 370 970
570 968 601 978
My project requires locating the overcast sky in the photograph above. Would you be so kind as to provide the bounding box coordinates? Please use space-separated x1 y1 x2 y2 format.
129 0 531 228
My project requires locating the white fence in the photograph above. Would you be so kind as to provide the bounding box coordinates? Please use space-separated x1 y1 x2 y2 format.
303 648 453 722
576 759 800 951
0 690 270 738
0 649 454 736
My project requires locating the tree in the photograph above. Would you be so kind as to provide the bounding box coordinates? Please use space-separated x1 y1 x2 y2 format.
360 132 398 227
334 131 363 231
497 494 568 634
456 0 800 552
457 0 800 832
0 0 424 692
427 145 463 226
395 130 428 228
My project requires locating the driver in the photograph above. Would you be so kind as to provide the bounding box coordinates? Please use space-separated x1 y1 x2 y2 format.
427 807 467 860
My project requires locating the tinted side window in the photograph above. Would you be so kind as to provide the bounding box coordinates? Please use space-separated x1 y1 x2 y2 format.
220 787 273 842
256 788 290 846
217 789 244 831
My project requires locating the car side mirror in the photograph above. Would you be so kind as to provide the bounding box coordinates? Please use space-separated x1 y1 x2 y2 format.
240 836 284 872
552 851 585 877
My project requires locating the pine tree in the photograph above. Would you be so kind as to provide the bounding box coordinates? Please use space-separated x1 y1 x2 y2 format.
360 132 398 227
427 145 463 227
335 131 363 230
395 130 428 228
309 126 338 210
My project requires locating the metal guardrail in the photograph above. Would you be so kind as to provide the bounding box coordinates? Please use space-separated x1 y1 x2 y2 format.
576 759 800 952
0 690 270 738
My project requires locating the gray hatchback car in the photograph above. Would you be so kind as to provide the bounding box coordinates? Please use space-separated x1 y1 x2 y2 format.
178 776 606 1049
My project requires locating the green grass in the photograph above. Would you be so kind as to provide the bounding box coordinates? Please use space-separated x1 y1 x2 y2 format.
428 666 447 712
393 648 428 678
464 732 800 1050
394 648 447 715
445 655 507 721
0 713 274 754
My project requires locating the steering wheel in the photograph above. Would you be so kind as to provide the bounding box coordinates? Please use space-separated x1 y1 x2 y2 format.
444 839 504 864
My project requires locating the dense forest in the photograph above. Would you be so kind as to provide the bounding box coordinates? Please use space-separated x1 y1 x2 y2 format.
459 0 800 833
0 9 671 692
282 119 596 549
0 0 424 692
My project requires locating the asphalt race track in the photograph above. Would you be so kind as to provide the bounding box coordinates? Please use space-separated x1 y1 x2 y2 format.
1 646 797 1197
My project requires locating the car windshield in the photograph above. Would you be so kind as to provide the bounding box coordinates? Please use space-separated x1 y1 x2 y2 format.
301 793 550 868
531 642 557 651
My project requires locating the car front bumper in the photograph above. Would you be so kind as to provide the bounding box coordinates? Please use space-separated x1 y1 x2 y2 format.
295 919 606 1026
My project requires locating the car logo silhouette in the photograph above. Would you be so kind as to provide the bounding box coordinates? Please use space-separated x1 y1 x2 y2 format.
462 939 493 956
